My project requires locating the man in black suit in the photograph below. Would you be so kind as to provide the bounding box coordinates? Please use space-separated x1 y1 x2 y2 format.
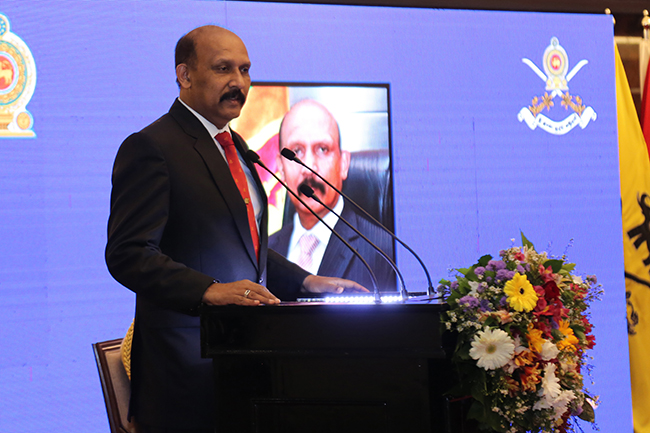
269 100 396 292
105 26 365 433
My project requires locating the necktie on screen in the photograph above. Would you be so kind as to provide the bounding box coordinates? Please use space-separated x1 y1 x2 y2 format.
215 132 259 260
297 233 320 271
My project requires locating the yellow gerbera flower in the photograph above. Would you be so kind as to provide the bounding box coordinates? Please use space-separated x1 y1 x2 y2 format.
504 273 538 312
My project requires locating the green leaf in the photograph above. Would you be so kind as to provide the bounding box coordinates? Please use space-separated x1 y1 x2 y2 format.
478 254 493 267
466 400 487 424
578 399 595 422
466 268 479 282
543 259 563 273
456 342 472 360
521 231 534 249
562 263 576 273
483 317 498 328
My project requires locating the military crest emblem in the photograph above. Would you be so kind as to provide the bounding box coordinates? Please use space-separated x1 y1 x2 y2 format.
518 37 596 135
0 13 36 138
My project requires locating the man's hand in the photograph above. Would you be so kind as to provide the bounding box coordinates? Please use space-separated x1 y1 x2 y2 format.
301 275 369 295
202 280 281 306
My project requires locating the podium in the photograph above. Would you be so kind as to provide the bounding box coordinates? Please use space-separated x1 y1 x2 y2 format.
200 301 455 433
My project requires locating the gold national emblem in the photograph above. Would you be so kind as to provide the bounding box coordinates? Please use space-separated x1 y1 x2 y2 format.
518 37 596 136
0 13 36 138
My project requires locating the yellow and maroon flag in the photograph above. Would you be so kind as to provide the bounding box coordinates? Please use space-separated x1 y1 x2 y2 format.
617 43 650 433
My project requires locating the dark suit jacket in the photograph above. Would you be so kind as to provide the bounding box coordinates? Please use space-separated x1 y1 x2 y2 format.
269 205 396 292
105 99 309 429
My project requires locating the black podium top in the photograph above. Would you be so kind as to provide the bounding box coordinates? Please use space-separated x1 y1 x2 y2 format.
200 300 448 359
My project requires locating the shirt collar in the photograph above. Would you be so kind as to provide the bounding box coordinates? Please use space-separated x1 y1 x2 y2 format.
178 97 230 137
290 195 344 248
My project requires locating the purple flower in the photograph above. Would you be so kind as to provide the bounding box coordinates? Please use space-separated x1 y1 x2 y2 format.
486 260 506 271
474 266 486 276
450 281 459 290
496 269 516 282
572 405 584 416
479 299 491 312
458 295 479 310
478 282 488 293
500 296 508 307
516 265 525 274
551 320 559 330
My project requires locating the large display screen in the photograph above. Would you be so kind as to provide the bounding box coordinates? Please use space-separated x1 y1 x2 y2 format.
0 1 629 432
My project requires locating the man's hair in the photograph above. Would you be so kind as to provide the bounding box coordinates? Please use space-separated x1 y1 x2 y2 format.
174 32 197 87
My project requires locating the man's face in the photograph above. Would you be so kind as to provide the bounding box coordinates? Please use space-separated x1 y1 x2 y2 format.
278 103 350 226
178 28 251 128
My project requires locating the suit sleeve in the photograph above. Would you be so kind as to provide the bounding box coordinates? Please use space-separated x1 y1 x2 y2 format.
266 248 310 301
105 132 213 314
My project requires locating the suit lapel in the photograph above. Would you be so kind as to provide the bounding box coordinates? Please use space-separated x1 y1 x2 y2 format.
318 206 359 277
169 100 262 270
233 131 268 273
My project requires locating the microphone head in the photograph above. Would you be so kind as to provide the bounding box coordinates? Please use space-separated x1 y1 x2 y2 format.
245 150 261 163
298 184 315 198
280 148 296 160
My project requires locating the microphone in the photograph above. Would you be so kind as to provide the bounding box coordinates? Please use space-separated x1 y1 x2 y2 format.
246 150 382 303
281 147 436 298
299 184 408 301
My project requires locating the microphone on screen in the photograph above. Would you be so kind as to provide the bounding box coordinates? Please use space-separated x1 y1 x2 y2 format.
298 183 408 301
246 150 381 303
280 147 436 298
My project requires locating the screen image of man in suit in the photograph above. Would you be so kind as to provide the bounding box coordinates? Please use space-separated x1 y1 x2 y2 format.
269 100 396 292
105 26 367 433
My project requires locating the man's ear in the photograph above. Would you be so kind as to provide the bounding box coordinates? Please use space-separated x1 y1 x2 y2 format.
340 150 351 181
176 64 191 88
276 151 285 180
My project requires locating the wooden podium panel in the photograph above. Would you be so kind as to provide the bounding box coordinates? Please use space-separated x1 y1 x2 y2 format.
200 301 454 433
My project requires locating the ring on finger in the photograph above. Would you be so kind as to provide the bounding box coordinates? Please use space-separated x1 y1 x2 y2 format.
244 289 251 298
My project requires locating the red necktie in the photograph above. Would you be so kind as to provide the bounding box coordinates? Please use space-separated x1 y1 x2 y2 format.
215 132 260 260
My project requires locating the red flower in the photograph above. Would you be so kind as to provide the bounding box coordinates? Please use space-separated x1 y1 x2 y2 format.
539 264 556 283
534 296 548 314
543 280 560 301
534 319 553 338
570 283 587 299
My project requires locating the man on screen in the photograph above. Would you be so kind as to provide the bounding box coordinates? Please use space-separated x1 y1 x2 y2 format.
105 26 366 433
269 99 396 292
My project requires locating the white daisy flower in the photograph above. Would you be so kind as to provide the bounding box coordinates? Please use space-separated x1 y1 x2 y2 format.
469 328 515 370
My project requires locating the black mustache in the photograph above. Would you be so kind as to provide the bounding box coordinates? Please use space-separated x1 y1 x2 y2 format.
298 178 326 196
220 89 246 104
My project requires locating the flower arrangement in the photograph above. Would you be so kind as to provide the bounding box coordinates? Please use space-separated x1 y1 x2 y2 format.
438 234 601 433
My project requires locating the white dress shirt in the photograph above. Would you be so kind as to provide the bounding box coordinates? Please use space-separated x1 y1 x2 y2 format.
178 98 263 229
287 196 344 274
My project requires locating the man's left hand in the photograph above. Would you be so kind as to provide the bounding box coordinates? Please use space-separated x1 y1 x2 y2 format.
301 275 369 295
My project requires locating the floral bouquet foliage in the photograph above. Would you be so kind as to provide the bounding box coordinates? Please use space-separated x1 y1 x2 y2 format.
438 234 601 433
